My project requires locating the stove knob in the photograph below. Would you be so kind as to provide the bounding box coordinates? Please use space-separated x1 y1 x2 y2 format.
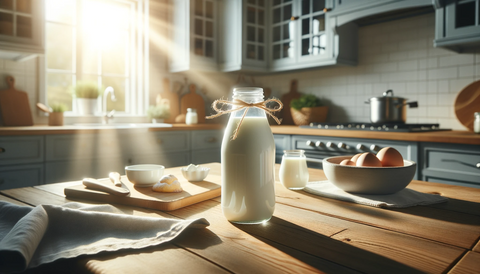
338 142 348 149
326 142 336 148
356 144 366 151
306 140 315 147
370 145 381 152
315 141 325 148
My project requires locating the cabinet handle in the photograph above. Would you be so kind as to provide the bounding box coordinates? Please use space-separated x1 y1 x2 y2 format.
205 137 217 143
291 16 299 21
0 147 5 153
156 139 163 145
323 8 332 12
476 163 480 169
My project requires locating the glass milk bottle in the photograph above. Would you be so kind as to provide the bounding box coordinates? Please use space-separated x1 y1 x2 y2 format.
186 108 198 125
279 150 309 190
221 87 276 224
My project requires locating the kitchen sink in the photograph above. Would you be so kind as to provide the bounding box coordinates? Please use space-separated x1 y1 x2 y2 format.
73 123 173 128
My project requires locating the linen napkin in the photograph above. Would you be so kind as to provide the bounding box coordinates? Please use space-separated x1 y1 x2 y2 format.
304 181 448 208
0 201 209 273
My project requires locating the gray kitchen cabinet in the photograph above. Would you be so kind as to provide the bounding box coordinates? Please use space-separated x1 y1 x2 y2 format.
274 134 291 163
329 0 432 26
270 0 358 72
0 0 45 61
420 142 480 188
287 135 419 178
219 0 268 72
170 0 219 72
0 136 44 190
190 129 222 164
434 0 480 52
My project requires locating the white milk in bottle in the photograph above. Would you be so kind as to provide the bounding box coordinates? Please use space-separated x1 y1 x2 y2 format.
221 88 276 224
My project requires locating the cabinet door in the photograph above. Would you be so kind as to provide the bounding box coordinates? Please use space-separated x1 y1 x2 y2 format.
0 164 44 190
445 0 480 38
0 0 44 60
243 0 267 69
192 148 220 164
271 0 296 68
0 136 44 165
131 152 190 168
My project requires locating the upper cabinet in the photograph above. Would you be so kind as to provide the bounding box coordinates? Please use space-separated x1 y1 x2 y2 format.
329 0 432 27
170 0 219 72
270 0 358 72
219 0 268 72
434 0 480 52
0 0 45 61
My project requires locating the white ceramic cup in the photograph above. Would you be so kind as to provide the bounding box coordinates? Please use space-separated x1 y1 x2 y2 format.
125 164 165 187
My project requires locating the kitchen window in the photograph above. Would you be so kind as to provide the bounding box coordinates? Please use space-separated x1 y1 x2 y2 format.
42 0 148 116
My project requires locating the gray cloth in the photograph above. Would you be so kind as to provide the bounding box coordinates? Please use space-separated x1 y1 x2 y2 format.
0 201 209 273
304 181 448 208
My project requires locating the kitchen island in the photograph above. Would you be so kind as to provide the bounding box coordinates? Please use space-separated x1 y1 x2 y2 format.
1 163 479 273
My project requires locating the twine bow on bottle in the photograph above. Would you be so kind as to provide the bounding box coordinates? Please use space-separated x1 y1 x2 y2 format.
206 98 283 140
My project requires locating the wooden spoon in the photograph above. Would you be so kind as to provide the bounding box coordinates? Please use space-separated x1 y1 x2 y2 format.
36 103 51 113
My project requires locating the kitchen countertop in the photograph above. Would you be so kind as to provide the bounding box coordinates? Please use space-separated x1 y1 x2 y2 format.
1 124 479 145
1 163 479 273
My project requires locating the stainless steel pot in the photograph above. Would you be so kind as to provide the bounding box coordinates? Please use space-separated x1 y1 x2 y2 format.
365 90 418 123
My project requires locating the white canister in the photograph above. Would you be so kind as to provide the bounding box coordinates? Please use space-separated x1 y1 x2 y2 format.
474 112 480 134
279 150 309 190
186 108 198 125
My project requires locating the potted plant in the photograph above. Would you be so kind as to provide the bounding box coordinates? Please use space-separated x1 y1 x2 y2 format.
73 81 100 115
147 97 170 123
290 94 328 126
49 103 68 126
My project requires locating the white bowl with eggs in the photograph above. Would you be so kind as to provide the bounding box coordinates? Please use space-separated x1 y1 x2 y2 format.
322 155 417 195
125 164 165 187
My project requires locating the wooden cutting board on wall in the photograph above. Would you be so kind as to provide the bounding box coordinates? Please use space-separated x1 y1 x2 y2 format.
161 78 180 123
454 79 480 131
0 76 33 126
180 84 206 123
280 79 301 125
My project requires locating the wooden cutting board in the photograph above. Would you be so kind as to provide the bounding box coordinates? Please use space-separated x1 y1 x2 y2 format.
180 84 206 123
0 76 33 126
161 78 180 123
280 79 301 125
64 167 221 211
454 79 480 131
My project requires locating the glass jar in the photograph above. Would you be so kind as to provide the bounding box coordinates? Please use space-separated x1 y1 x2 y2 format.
474 112 480 134
221 87 276 224
279 150 309 190
186 108 198 125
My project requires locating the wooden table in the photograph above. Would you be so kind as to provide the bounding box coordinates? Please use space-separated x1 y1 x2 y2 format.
1 163 479 274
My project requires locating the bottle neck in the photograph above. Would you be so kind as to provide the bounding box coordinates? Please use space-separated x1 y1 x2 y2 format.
231 87 266 118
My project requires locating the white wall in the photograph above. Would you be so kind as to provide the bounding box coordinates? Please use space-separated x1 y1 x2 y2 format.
255 13 480 130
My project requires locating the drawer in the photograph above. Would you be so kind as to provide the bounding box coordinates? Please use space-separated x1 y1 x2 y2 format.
191 130 223 150
46 134 125 161
422 144 480 176
192 148 220 164
131 152 190 168
132 131 190 155
0 136 44 165
0 164 44 190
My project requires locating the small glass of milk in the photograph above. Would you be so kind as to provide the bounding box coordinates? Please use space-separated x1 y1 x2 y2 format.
279 150 309 190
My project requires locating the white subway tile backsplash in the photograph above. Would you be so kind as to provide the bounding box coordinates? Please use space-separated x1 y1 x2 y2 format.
459 65 475 77
428 67 458 80
439 54 474 67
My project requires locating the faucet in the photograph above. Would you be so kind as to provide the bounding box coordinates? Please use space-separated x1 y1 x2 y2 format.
103 86 116 124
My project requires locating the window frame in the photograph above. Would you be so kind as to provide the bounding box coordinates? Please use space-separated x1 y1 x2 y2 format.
39 0 149 120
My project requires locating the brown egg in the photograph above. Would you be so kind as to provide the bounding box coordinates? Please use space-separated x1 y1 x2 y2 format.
350 153 363 164
376 147 404 167
340 159 355 166
356 152 382 167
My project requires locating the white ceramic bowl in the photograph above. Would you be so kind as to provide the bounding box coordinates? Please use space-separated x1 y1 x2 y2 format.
181 166 210 182
125 164 165 187
322 156 417 195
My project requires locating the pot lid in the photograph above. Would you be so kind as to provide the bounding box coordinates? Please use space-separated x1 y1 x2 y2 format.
368 90 407 101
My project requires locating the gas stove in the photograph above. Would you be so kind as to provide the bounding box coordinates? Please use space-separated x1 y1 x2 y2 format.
300 122 451 132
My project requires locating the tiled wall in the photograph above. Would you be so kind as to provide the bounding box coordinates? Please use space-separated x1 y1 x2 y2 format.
255 13 480 130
